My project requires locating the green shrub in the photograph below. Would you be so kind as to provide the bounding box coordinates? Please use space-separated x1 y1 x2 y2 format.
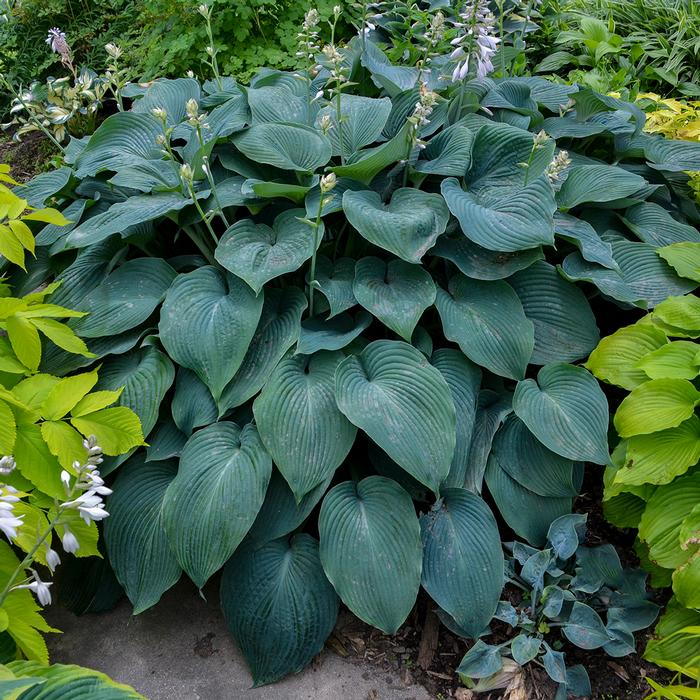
587 284 700 678
8 18 700 689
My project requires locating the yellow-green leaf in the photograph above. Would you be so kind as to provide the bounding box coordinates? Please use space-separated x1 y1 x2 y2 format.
7 220 34 255
0 225 26 269
71 389 123 417
71 407 145 456
653 295 700 333
13 424 65 498
21 207 70 226
637 341 700 381
11 502 50 566
29 318 94 357
41 420 86 470
11 375 61 412
41 369 99 421
614 379 700 437
658 242 700 283
5 316 41 371
0 399 16 454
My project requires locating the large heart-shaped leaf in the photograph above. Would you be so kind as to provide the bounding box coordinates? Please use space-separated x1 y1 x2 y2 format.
415 123 474 176
557 164 647 209
420 488 503 637
509 261 599 364
622 202 700 247
218 287 306 414
441 177 556 252
74 113 164 177
231 123 332 172
70 258 176 338
316 95 392 157
435 274 534 380
158 266 263 401
253 351 356 501
247 84 313 125
163 422 271 588
335 340 456 494
559 253 644 306
103 457 181 614
353 257 436 342
553 213 617 270
513 363 610 464
318 476 422 634
296 310 372 355
215 209 322 294
130 77 201 125
95 346 175 437
343 188 449 263
220 534 338 686
431 349 481 489
308 256 357 318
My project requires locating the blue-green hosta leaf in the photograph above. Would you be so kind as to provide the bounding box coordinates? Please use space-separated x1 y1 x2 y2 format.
130 77 201 125
35 199 89 247
553 212 618 270
420 488 503 638
511 635 542 665
643 135 700 172
542 643 567 683
353 257 436 342
482 80 538 115
15 167 72 207
368 443 430 502
207 94 249 137
145 419 187 462
231 123 332 173
435 274 533 380
330 123 413 185
541 116 607 139
95 346 175 437
106 159 179 193
622 203 700 247
74 113 163 177
360 40 419 95
214 209 322 294
220 534 338 687
559 253 645 306
430 349 481 490
218 287 306 414
441 177 556 252
158 266 263 402
247 84 313 125
463 389 513 494
509 261 599 364
247 468 332 545
62 192 192 249
485 455 576 546
316 95 392 157
319 476 422 634
491 415 581 498
163 422 271 588
557 164 647 209
70 258 176 338
3 662 146 698
547 513 588 560
415 123 473 176
563 602 612 649
253 351 356 501
296 310 372 355
170 367 218 435
611 239 698 307
467 120 554 186
457 640 503 679
572 88 645 134
308 256 356 318
304 178 366 218
430 234 544 280
103 457 181 614
335 340 456 494
61 193 192 249
513 363 610 464
343 188 449 263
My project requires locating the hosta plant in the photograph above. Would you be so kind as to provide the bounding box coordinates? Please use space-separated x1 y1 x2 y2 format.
457 514 659 698
587 286 700 677
7 20 700 686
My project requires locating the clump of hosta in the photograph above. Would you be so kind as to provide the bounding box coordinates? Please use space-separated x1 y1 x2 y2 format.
10 5 700 690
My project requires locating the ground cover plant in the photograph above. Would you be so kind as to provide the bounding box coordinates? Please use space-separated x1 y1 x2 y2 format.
2 0 700 695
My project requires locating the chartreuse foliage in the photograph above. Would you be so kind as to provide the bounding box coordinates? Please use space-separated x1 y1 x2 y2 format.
0 181 144 671
8 30 700 687
457 514 659 698
587 286 700 677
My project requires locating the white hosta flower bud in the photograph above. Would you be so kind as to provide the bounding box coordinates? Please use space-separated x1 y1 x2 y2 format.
197 3 211 19
546 150 572 183
320 173 337 193
156 133 167 146
533 129 549 148
206 45 215 57
0 455 15 475
319 113 332 134
186 98 199 119
61 526 80 554
45 545 61 572
180 163 194 182
151 107 168 122
333 5 342 17
186 70 195 78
